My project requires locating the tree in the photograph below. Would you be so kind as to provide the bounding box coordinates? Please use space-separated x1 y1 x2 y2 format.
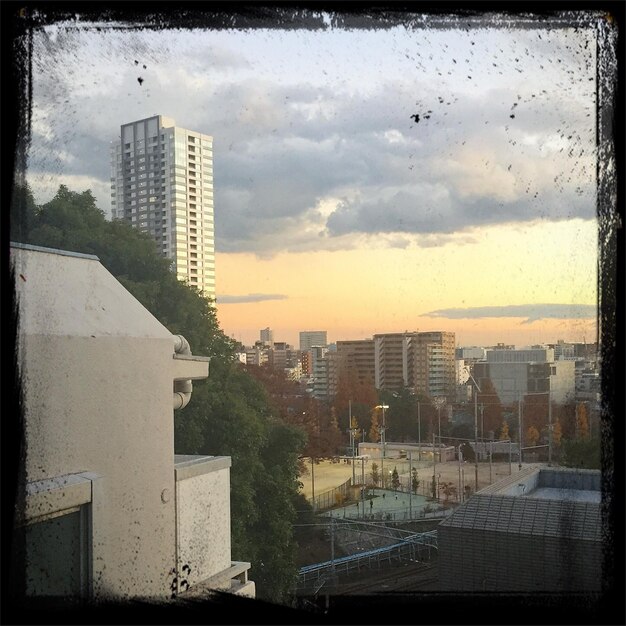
369 408 380 443
384 388 415 441
460 441 475 462
440 482 457 504
430 475 437 499
552 420 563 446
477 378 503 437
499 420 510 441
411 468 420 494
576 403 590 439
526 425 540 447
10 181 37 243
561 436 600 469
333 369 378 436
391 466 400 491
370 462 380 487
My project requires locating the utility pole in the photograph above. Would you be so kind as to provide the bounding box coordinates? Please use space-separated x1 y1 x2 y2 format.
474 388 479 491
409 451 413 518
432 433 437 500
458 444 463 503
349 400 356 484
480 403 485 441
376 404 388 488
548 390 552 465
489 440 493 484
467 370 481 492
311 456 316 511
417 401 421 462
518 394 523 470
330 518 335 574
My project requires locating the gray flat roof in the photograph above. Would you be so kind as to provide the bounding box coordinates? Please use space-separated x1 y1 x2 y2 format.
523 487 601 504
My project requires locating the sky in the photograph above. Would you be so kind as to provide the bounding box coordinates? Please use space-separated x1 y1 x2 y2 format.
24 10 602 348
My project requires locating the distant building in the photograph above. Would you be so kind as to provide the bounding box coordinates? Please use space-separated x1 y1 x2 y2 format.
474 348 575 404
245 344 269 366
299 330 328 351
11 243 253 601
259 327 274 346
373 332 417 391
455 346 487 361
336 339 376 387
110 115 215 297
439 466 602 592
413 331 456 401
312 351 338 402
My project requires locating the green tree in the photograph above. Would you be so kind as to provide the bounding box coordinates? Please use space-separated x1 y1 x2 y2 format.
370 462 380 487
391 466 400 491
411 468 420 494
10 181 37 243
561 436 600 469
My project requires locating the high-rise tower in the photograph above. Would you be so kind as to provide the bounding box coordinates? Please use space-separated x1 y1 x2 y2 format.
110 115 215 298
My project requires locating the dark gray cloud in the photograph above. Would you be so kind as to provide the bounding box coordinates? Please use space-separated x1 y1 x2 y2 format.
216 293 288 304
423 303 596 323
26 24 598 256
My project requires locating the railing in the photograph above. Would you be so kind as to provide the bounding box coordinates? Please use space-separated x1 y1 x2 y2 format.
297 530 438 589
312 478 353 511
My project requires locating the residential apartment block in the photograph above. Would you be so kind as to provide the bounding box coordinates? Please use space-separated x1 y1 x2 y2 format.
111 115 215 297
373 332 416 391
413 331 456 401
336 339 376 387
335 332 456 400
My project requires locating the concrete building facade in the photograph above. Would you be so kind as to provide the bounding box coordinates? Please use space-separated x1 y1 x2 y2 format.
259 327 274 346
299 331 328 351
336 339 376 387
110 115 215 298
11 243 253 602
474 349 575 405
414 332 456 401
373 332 417 391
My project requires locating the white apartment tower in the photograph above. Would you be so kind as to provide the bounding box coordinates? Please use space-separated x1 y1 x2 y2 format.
111 115 215 298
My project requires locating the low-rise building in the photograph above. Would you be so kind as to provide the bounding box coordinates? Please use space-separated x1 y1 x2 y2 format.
438 465 602 591
11 243 254 602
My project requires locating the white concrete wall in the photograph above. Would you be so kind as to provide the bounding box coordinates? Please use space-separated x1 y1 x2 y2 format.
176 467 231 588
550 360 575 404
13 246 197 600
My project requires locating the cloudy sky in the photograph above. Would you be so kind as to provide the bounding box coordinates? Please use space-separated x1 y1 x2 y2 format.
26 10 601 348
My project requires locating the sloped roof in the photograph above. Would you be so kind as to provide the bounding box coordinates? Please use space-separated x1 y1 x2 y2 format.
440 493 601 541
11 243 171 340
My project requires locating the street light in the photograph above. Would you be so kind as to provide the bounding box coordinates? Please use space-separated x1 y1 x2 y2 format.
376 404 389 483
466 371 481 491
432 397 446 444
417 400 422 462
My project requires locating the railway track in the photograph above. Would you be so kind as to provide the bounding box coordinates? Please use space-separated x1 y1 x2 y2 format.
324 561 439 595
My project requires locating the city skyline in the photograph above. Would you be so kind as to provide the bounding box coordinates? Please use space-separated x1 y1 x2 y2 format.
25 14 599 348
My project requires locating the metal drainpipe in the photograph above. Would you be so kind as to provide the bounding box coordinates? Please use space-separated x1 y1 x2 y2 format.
173 334 193 410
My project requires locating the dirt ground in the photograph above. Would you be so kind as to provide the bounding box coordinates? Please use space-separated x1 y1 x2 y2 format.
300 457 536 502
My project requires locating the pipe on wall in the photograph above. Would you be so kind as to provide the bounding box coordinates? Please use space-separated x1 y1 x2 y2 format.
173 334 193 410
